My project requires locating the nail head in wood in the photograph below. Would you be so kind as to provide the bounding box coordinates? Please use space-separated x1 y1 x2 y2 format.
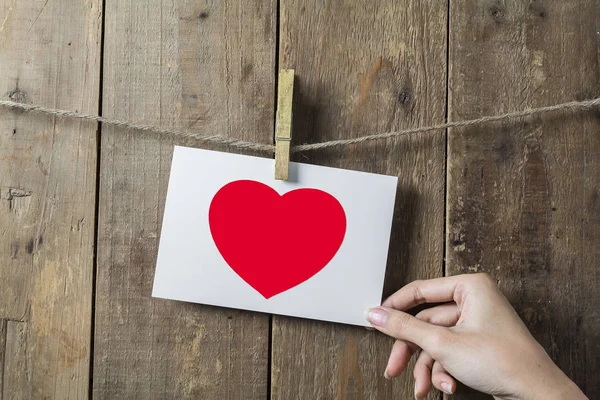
275 69 294 180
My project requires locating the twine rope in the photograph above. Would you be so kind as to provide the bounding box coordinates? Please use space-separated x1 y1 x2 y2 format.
1 97 599 153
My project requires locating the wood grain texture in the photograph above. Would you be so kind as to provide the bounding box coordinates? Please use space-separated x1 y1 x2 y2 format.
0 0 101 397
447 0 600 398
93 0 276 398
272 1 447 399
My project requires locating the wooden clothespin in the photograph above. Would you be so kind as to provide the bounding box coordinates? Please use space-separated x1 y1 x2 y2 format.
274 69 295 180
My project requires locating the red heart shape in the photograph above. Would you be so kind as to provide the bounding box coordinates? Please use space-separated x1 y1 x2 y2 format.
209 180 346 299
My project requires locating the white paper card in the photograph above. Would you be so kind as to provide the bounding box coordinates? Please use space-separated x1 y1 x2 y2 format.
153 146 398 326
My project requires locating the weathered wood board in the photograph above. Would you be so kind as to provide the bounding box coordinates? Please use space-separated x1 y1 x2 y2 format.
93 0 276 398
272 1 448 399
447 0 600 398
0 0 102 397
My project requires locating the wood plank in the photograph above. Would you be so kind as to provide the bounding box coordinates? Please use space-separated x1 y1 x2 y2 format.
447 1 600 399
0 0 101 397
93 0 276 398
3 321 29 399
272 1 447 399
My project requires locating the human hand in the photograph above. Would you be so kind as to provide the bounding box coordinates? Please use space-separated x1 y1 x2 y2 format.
366 273 587 400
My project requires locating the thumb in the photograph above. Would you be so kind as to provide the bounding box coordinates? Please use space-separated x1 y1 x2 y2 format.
366 306 450 358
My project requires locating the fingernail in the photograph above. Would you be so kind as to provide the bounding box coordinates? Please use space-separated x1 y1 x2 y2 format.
384 371 391 380
441 382 453 394
363 310 376 330
367 308 387 326
414 382 419 399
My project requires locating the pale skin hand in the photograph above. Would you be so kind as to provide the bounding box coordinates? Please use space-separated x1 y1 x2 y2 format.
366 273 588 400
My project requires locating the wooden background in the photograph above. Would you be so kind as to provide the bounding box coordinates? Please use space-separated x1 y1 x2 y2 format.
0 0 598 399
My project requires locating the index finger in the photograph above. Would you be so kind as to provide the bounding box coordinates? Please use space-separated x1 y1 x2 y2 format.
382 275 464 311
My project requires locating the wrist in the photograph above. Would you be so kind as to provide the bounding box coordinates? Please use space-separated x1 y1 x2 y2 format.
520 366 587 400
